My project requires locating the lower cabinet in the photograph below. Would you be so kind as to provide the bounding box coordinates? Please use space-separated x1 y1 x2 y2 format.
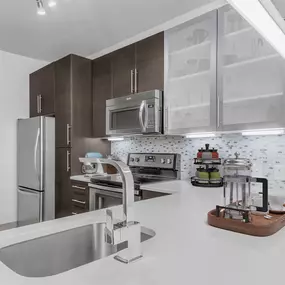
55 148 72 218
70 181 89 215
142 190 169 200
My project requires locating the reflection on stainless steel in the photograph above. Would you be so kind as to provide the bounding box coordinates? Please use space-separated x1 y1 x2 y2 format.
0 223 155 277
96 158 144 264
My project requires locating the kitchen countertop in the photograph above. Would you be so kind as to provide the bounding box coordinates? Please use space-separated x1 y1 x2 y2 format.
1 180 285 285
71 174 180 194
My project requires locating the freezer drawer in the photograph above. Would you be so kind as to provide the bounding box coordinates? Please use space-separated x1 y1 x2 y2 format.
17 188 43 227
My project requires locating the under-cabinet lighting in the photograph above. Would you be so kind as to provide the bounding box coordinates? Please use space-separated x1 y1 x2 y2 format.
185 133 216 139
242 129 285 136
227 0 285 59
107 137 124 142
48 0 57 8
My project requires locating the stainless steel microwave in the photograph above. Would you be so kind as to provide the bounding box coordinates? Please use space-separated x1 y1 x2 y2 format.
106 90 163 136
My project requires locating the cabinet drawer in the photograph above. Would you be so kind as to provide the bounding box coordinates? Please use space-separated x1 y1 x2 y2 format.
71 198 88 209
71 183 88 193
71 205 88 215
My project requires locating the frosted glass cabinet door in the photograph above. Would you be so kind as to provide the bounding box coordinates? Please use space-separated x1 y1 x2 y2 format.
217 5 285 131
164 11 217 135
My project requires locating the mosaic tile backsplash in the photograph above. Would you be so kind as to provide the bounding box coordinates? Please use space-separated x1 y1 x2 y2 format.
111 134 285 195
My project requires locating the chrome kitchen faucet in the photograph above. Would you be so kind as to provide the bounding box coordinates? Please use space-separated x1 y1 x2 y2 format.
96 158 142 264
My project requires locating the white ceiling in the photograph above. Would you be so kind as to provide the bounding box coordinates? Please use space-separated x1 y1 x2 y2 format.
0 0 215 61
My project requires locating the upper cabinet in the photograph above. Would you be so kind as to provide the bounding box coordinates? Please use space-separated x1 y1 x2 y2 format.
136 32 164 92
92 32 164 137
93 55 112 138
30 63 55 117
55 55 92 148
164 11 217 135
111 44 136 98
217 5 285 131
164 5 285 135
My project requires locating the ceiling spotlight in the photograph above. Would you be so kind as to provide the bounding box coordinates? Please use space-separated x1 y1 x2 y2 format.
36 0 46 15
48 0 57 8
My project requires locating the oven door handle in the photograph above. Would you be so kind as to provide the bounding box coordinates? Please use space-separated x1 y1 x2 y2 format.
139 100 147 133
93 189 123 199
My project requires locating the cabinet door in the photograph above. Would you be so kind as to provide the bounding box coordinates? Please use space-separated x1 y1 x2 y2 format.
164 11 217 135
38 63 55 116
30 63 55 117
55 56 72 147
93 55 112 138
218 5 285 131
29 71 41 118
55 148 72 218
111 44 136 98
135 33 164 92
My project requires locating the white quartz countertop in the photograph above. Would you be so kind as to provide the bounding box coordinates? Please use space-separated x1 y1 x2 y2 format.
1 180 285 285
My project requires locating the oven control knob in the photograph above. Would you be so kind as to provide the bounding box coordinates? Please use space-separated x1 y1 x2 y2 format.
161 158 166 164
135 158 140 163
167 158 172 164
130 157 135 162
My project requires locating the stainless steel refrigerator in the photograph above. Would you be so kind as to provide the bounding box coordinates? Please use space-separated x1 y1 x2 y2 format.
17 116 55 226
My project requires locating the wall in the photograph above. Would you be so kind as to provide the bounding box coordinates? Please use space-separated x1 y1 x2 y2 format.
0 50 48 225
112 134 285 195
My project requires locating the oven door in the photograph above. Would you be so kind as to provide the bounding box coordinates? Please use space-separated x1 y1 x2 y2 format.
106 90 162 135
89 186 141 211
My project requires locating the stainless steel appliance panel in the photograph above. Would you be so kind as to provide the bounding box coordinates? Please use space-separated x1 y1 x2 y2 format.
89 187 141 211
17 187 43 227
106 90 163 135
44 117 55 220
17 117 43 191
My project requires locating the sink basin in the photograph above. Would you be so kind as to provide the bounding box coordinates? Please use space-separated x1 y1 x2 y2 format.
0 223 155 277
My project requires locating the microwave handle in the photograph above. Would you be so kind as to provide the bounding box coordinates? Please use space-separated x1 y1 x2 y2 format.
139 100 147 132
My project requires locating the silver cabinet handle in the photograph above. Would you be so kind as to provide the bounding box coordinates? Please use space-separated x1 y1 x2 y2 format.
139 100 147 132
130 69 134 94
37 95 39 113
66 124 71 146
66 150 71 172
38 94 42 113
72 185 86 191
134 68 138 93
72 199 86 205
72 212 78 215
164 107 169 133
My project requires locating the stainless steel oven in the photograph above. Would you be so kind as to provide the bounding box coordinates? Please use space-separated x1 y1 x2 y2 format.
106 90 163 136
89 184 142 211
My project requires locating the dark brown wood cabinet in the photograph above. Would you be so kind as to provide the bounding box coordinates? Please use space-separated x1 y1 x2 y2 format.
30 63 55 117
142 190 169 200
55 148 72 218
93 55 112 138
71 181 89 215
111 44 136 98
55 55 93 216
136 32 164 92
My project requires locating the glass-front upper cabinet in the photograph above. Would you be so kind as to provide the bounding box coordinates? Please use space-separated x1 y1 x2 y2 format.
164 11 218 135
217 5 285 131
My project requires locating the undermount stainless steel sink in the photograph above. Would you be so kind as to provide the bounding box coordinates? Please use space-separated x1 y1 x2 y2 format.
0 223 155 277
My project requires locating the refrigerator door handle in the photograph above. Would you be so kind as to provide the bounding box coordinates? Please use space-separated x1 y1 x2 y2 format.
34 128 40 185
